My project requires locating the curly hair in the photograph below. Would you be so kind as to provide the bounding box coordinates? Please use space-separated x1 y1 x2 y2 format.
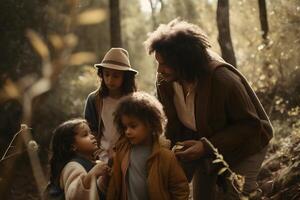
144 18 212 82
97 69 137 97
49 118 87 185
113 92 167 139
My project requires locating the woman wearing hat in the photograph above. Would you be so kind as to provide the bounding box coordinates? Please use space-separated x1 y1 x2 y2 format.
83 48 138 164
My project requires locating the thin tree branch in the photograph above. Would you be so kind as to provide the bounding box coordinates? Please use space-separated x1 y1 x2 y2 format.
258 0 269 42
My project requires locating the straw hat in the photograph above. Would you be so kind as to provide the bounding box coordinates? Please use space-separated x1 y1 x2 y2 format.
94 48 138 74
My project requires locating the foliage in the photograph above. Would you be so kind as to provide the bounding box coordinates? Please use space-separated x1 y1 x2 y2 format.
259 129 300 199
32 65 98 149
230 0 300 121
0 0 107 198
121 0 157 93
0 0 47 84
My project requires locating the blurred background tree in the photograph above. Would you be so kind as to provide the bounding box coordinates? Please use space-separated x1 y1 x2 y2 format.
0 0 299 199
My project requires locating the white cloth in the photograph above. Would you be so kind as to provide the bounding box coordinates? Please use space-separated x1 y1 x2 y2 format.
60 161 99 200
173 82 197 131
100 97 120 161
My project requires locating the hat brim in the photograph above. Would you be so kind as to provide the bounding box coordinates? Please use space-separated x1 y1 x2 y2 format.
94 63 138 75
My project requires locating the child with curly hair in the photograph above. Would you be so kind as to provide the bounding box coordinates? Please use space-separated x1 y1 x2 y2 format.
107 92 189 200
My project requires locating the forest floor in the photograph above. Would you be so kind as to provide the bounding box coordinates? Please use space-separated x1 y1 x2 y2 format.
258 132 300 199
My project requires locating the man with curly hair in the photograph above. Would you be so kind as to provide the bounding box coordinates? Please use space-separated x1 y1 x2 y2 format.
144 19 273 199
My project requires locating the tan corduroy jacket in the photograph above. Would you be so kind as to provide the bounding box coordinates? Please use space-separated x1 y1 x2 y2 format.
156 51 273 166
107 136 189 200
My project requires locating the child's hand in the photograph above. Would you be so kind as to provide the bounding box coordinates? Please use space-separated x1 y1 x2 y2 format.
83 162 110 188
92 161 110 177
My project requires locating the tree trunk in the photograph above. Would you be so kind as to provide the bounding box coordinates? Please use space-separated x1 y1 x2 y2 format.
149 0 158 29
258 0 269 42
148 0 164 29
216 0 237 67
109 0 122 47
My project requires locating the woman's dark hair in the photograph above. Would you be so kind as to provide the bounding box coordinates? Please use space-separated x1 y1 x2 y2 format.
144 18 212 82
114 92 167 139
49 118 87 184
97 69 137 97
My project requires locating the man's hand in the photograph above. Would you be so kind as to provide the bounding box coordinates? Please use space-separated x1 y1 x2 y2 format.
175 140 205 161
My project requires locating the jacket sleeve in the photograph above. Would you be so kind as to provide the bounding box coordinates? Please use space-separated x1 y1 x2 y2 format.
168 153 190 200
84 93 98 133
209 69 264 153
60 162 99 200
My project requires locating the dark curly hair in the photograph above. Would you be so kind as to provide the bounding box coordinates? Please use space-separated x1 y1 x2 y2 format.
144 18 212 82
49 118 87 185
97 69 137 97
113 92 167 139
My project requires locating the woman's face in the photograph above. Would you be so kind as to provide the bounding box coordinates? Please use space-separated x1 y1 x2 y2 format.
73 123 98 156
102 68 124 93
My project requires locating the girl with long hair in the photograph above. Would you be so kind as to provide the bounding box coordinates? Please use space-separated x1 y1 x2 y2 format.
48 118 109 199
84 48 138 163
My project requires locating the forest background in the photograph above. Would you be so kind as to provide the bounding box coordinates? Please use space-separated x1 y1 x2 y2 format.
0 0 299 199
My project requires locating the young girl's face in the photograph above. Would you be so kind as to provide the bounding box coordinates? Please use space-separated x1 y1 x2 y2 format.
102 68 124 93
73 123 98 156
121 115 152 145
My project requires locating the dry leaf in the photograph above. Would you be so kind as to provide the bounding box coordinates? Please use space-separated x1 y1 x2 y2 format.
77 9 106 25
217 167 228 175
69 52 96 65
0 79 20 102
26 30 49 60
48 34 64 50
27 78 51 98
64 33 78 48
212 158 224 164
172 144 185 152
